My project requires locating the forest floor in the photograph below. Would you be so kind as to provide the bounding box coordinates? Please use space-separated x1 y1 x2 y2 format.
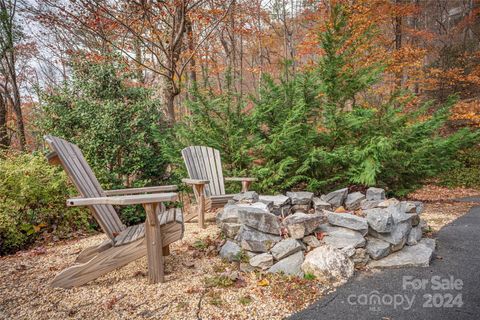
0 185 479 320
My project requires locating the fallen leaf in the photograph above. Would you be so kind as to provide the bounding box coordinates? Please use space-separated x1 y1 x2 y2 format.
257 278 270 287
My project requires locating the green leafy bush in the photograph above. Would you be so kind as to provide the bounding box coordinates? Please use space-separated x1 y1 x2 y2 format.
37 56 172 225
0 153 90 255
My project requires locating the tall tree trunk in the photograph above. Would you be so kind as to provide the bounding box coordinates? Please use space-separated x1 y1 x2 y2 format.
6 51 26 150
0 93 8 149
394 0 403 89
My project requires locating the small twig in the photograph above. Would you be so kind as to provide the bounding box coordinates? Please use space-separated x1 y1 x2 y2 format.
196 289 207 320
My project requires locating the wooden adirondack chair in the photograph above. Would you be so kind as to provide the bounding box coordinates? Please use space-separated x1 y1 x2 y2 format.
44 135 184 288
181 146 256 228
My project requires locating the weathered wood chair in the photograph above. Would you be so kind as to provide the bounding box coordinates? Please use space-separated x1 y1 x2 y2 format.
181 146 256 228
44 135 184 288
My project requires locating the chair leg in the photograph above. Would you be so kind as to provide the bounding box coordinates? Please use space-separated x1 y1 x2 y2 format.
51 238 146 289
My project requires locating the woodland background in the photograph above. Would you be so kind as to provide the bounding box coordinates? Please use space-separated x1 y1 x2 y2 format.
0 0 479 254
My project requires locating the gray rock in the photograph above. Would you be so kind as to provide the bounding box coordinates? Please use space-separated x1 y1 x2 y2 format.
220 222 242 238
407 226 422 245
235 226 281 253
366 187 385 201
240 262 255 273
216 204 241 224
283 212 323 239
291 204 311 213
313 197 332 211
324 188 348 207
259 194 290 207
366 237 390 260
368 239 435 269
238 207 281 235
391 238 406 252
419 219 429 232
345 192 366 210
233 191 259 203
360 200 382 210
249 253 274 270
377 198 400 208
387 203 414 224
219 240 241 261
301 245 354 283
237 202 271 212
414 201 425 214
410 214 420 226
302 235 321 248
268 251 304 276
327 212 368 235
369 221 412 246
286 191 314 205
270 238 303 260
352 248 370 268
259 195 292 216
365 208 394 233
400 201 416 213
341 246 356 258
317 224 366 249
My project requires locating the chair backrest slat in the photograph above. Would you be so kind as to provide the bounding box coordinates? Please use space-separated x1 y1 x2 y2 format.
44 135 125 239
182 146 225 197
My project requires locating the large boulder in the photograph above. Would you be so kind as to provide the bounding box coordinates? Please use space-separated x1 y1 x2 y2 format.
323 188 348 208
345 192 366 210
317 224 366 249
369 221 412 246
366 187 385 201
268 251 304 276
283 212 323 239
235 225 281 253
365 208 394 233
233 191 259 204
237 207 281 235
368 238 435 269
366 237 391 260
270 238 303 260
219 240 241 261
326 212 368 235
249 253 274 270
301 245 354 283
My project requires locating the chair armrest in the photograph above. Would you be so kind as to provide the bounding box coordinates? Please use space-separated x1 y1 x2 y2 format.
104 185 178 196
67 193 178 207
181 178 210 185
225 177 257 182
